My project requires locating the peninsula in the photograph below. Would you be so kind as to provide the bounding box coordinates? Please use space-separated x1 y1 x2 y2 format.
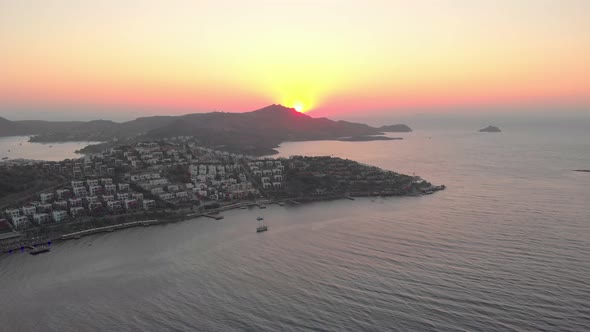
0 136 443 253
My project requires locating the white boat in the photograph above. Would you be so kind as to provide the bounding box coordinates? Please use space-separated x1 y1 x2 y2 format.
256 217 268 233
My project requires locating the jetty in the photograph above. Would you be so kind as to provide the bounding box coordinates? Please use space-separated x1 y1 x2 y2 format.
60 220 159 240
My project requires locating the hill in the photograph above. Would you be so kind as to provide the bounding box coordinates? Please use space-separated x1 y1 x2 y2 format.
1 105 412 155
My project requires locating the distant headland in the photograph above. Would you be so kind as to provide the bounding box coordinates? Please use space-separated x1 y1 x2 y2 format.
1 105 412 156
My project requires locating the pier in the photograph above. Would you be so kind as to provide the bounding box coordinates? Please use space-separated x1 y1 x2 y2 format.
60 220 159 240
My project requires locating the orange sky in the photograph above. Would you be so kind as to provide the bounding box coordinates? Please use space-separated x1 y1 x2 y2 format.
1 0 589 120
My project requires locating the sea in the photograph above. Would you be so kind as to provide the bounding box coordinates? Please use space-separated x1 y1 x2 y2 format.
0 136 102 161
1 117 589 331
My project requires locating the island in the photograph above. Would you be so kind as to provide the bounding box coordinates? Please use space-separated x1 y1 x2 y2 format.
0 137 444 253
573 170 590 173
378 124 412 132
479 125 502 133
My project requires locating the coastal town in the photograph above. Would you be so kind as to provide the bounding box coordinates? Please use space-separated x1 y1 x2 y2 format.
0 138 443 253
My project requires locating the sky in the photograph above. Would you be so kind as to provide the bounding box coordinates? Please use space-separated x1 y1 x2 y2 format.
0 0 589 121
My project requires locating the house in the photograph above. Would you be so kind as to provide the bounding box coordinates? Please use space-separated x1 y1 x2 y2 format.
151 187 165 195
143 199 157 210
272 182 282 188
175 191 188 199
38 203 53 213
71 180 84 188
85 196 99 204
104 184 117 193
56 189 71 199
73 187 88 197
117 193 129 200
40 192 54 204
11 216 29 229
33 213 51 224
87 179 99 186
21 206 37 217
106 201 122 211
132 193 144 201
89 185 103 196
69 198 83 207
159 193 175 201
52 210 68 223
53 201 68 210
118 183 130 191
100 178 113 185
102 194 115 202
167 184 180 192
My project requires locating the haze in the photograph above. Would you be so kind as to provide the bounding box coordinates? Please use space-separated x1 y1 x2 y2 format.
1 0 589 121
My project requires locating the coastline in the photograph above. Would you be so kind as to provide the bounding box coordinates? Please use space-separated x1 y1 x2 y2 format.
0 187 445 255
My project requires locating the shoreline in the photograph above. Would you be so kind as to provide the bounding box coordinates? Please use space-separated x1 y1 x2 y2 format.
0 187 445 254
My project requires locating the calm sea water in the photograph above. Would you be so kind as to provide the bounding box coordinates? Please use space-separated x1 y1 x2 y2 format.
1 121 589 331
0 136 101 161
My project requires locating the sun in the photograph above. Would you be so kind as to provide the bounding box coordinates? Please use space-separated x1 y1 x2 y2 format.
293 102 304 113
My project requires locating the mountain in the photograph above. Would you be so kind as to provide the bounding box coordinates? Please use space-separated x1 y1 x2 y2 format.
378 124 412 132
1 105 413 155
479 125 502 133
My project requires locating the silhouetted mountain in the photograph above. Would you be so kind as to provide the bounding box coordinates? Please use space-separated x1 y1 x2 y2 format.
1 105 413 155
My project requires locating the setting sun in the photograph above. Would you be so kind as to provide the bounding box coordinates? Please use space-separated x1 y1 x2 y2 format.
294 103 304 113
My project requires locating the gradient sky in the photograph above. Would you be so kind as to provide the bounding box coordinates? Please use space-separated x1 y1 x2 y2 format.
1 0 589 121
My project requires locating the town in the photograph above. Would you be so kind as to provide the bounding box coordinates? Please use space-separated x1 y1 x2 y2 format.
0 138 441 251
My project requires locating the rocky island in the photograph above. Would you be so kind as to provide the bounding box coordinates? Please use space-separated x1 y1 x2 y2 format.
479 125 502 133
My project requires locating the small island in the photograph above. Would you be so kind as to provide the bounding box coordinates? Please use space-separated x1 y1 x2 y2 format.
479 125 502 133
573 170 590 173
378 124 412 132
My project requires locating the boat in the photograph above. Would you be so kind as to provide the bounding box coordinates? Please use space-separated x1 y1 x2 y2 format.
1 157 7 160
29 246 51 255
256 217 269 233
73 234 81 239
239 206 247 209
258 204 266 209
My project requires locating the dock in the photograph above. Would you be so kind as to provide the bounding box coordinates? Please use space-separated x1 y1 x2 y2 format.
203 214 224 220
60 220 159 240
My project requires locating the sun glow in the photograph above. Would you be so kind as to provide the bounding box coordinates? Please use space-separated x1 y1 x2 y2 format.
293 102 304 113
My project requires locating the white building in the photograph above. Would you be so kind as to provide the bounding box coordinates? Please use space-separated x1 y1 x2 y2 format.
107 201 122 211
143 199 156 210
52 210 68 223
40 192 54 204
87 179 99 186
71 180 84 188
12 215 29 229
33 213 51 224
21 206 36 217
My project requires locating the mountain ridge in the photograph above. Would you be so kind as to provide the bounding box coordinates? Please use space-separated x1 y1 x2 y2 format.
1 105 412 155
